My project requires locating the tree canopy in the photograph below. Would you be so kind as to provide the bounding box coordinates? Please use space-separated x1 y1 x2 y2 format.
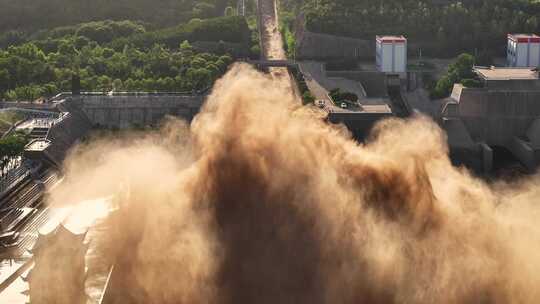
0 0 241 34
302 0 540 57
430 53 478 99
0 17 248 100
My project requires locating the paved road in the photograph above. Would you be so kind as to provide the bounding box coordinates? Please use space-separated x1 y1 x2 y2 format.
299 61 392 114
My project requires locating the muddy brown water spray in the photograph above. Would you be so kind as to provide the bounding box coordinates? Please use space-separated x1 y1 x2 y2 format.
48 64 540 304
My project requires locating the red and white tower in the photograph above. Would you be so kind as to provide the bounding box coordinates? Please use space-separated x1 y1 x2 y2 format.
507 34 540 67
376 35 407 73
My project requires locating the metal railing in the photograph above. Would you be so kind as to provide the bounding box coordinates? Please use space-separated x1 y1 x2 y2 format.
48 91 208 103
0 160 36 200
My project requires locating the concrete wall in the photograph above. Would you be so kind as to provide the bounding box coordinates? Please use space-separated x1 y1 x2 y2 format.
325 71 388 97
44 112 92 166
0 102 57 111
508 136 538 170
328 112 393 140
26 93 204 166
448 146 485 173
294 14 423 61
294 14 372 60
453 88 540 145
296 30 372 60
526 118 540 145
485 79 540 90
73 95 205 129
444 86 540 172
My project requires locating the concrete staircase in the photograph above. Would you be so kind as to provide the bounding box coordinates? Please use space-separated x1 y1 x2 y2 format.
28 127 49 140
42 112 91 167
23 101 93 169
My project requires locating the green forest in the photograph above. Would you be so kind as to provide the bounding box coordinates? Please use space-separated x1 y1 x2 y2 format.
0 0 248 33
0 16 252 101
303 0 540 57
3 0 540 100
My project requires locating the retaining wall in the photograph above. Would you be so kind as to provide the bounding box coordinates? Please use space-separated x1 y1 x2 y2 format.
294 14 372 60
74 95 205 129
44 111 92 166
325 71 388 97
485 79 540 91
328 112 393 140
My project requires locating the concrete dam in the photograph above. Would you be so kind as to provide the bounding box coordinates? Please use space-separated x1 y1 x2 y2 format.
13 92 206 169
63 92 205 129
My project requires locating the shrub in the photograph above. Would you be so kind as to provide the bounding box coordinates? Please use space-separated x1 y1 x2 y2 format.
460 78 483 88
330 88 358 103
302 91 315 105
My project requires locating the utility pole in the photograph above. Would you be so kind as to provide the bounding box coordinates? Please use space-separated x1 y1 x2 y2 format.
237 0 246 16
